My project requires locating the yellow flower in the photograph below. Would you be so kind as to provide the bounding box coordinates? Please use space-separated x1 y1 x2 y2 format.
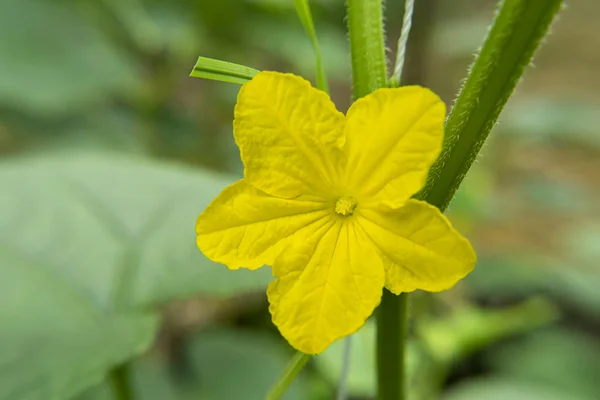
196 71 476 354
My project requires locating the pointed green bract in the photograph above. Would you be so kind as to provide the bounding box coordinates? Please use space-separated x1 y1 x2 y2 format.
190 56 259 84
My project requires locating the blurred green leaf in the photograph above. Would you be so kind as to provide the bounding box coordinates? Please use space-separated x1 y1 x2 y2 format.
0 153 273 307
99 0 164 55
79 330 310 400
147 5 205 61
443 378 589 400
77 356 181 400
517 177 592 214
249 0 337 11
252 19 350 80
445 165 497 221
316 299 555 398
433 17 490 56
0 153 275 399
316 322 424 398
0 0 138 116
0 248 157 400
487 328 600 400
562 225 600 267
418 298 558 365
500 98 600 148
467 255 600 316
183 330 308 399
316 322 377 397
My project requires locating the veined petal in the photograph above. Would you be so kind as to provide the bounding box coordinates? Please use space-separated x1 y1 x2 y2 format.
343 86 445 207
234 71 345 198
268 219 385 354
196 179 329 270
357 200 476 293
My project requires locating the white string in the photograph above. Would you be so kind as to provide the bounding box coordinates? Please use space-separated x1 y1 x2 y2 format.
336 336 352 400
391 0 416 86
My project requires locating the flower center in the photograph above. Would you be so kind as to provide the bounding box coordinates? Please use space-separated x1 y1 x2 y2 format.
334 196 357 216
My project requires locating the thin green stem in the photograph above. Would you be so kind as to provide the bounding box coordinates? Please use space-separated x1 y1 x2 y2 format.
294 0 329 92
377 292 409 400
266 352 310 400
109 364 133 400
336 336 352 400
346 0 388 99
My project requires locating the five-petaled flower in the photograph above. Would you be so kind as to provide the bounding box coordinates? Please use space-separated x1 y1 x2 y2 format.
196 71 476 354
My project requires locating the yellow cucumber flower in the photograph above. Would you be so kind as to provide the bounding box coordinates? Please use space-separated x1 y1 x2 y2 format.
196 71 476 354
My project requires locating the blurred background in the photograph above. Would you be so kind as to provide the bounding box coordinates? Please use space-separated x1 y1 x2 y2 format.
1 0 598 399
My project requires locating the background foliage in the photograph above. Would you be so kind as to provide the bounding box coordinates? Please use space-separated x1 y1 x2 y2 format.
1 0 598 399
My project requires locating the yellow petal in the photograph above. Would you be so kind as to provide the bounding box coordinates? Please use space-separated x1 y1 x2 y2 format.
357 200 476 293
234 71 345 198
268 219 385 354
196 179 329 270
343 86 446 207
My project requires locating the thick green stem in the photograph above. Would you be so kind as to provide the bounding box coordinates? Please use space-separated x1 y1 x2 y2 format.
266 352 311 400
377 292 409 400
346 0 387 99
419 0 564 211
347 2 408 400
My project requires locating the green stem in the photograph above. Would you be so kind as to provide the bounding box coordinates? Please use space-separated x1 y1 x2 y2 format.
377 292 409 400
266 352 311 400
109 364 133 400
347 1 408 400
346 0 388 99
294 0 329 92
419 0 564 211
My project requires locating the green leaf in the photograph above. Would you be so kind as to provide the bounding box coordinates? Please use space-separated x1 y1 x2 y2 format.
315 299 557 398
190 57 259 84
443 378 588 400
79 330 310 400
316 322 378 397
487 328 600 400
0 153 274 399
293 0 328 91
467 254 600 317
0 248 157 400
0 153 273 306
251 20 350 80
499 98 600 148
0 0 138 116
420 0 564 211
185 330 309 400
417 298 558 365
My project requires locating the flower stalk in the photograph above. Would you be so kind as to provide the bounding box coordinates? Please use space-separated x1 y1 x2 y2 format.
346 0 387 100
265 352 311 400
347 1 409 399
